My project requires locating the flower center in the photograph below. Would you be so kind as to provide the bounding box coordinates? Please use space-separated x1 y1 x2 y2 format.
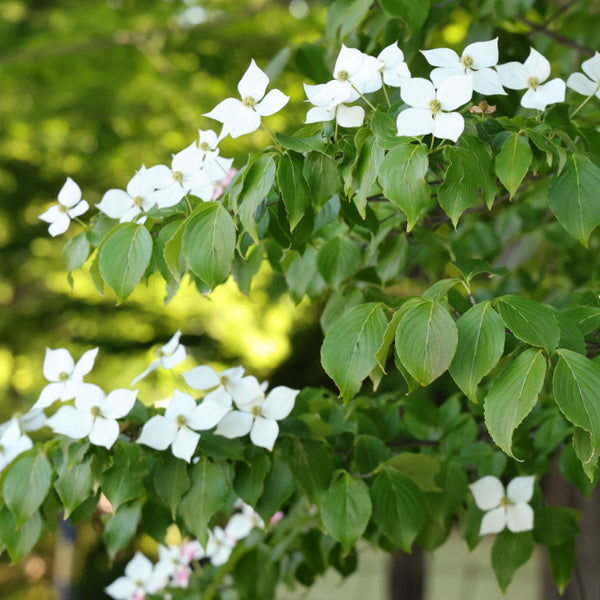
220 375 229 386
58 371 69 382
176 414 188 427
58 204 68 213
199 141 210 151
132 195 144 208
527 76 539 90
336 70 349 81
242 96 256 108
460 54 474 70
250 405 262 418
499 496 513 507
429 98 442 116
90 405 102 418
173 171 184 183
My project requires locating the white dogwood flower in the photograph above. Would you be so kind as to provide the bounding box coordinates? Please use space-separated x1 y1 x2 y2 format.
206 526 236 566
496 47 565 110
422 39 505 95
137 390 229 462
39 177 89 237
396 75 473 142
215 378 298 451
377 43 411 88
182 365 245 409
131 330 186 385
304 83 365 127
567 52 600 98
470 475 535 535
47 384 136 449
0 419 33 472
105 552 167 600
33 347 99 410
204 59 289 138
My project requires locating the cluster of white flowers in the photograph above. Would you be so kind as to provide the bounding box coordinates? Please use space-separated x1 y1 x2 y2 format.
470 475 535 535
105 500 273 600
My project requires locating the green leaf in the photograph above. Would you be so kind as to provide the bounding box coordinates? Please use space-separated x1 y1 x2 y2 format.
548 540 575 594
379 0 430 31
381 453 441 492
98 223 152 303
496 295 559 353
182 202 236 289
494 132 532 198
234 446 271 506
179 456 229 544
276 132 326 154
54 458 94 519
572 427 599 481
549 153 600 246
372 109 403 150
449 302 505 402
153 455 190 519
533 506 580 548
238 153 277 242
102 502 142 561
303 151 340 210
3 450 52 527
371 467 425 552
277 152 311 231
317 237 361 287
491 531 534 592
348 134 384 217
321 302 388 399
100 442 148 511
352 435 392 474
0 508 42 563
484 349 547 458
395 298 458 386
325 0 372 37
63 232 90 272
234 545 279 600
255 455 295 522
320 472 372 553
553 349 600 448
163 221 187 281
284 437 332 503
379 143 432 231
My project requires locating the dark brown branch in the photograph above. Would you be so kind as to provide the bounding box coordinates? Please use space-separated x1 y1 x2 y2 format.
516 16 594 56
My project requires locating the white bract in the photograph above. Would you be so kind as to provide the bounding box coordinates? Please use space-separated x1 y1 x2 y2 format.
206 526 236 566
39 177 89 237
567 52 600 98
422 39 505 95
131 330 186 385
215 378 298 451
96 165 166 223
304 83 365 127
496 47 565 110
105 552 167 600
470 475 535 535
396 75 473 142
377 43 411 88
47 384 136 449
0 419 33 472
137 390 229 462
33 347 99 410
183 364 245 409
204 59 289 138
226 500 266 540
331 44 383 99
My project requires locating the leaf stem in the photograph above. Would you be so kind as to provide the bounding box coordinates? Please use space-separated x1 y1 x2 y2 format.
570 92 596 118
351 83 376 111
382 83 392 109
261 123 283 152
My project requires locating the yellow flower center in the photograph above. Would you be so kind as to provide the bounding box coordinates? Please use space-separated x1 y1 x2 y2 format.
199 141 210 151
429 98 442 116
250 405 262 418
58 204 68 213
527 76 539 90
336 70 349 81
176 414 188 427
58 372 69 382
132 196 144 208
242 96 256 108
460 54 474 69
91 406 102 418
499 496 513 507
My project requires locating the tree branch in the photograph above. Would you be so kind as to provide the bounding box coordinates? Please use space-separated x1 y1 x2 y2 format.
516 16 594 56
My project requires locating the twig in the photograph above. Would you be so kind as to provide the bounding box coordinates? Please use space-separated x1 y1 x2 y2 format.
516 16 594 56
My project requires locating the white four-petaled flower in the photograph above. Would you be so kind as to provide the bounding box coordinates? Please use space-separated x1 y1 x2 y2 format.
204 59 289 139
470 475 535 535
304 83 365 127
567 52 600 99
378 43 411 88
496 47 565 110
131 330 187 385
0 419 33 472
105 552 168 600
39 177 89 237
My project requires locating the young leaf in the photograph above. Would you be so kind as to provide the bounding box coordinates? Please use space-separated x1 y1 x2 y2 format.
494 132 532 198
553 349 600 449
182 202 236 289
98 223 152 303
484 349 546 458
321 302 388 399
549 153 600 247
496 295 559 353
449 302 505 402
491 530 534 591
320 472 372 552
395 298 458 386
277 152 311 231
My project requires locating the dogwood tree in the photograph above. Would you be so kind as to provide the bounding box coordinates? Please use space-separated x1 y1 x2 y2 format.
2 0 600 598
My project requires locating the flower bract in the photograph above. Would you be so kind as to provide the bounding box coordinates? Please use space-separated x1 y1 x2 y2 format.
567 52 600 98
39 177 89 237
131 330 186 385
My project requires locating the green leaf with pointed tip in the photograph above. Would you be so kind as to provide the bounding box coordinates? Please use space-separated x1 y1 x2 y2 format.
572 427 599 481
182 202 235 289
179 456 229 545
381 453 441 492
54 459 94 519
395 298 458 386
325 0 372 37
449 302 505 402
277 152 311 231
380 0 430 31
371 467 425 551
548 540 575 594
102 502 142 561
63 232 90 272
234 446 271 507
321 472 372 553
284 437 333 503
491 531 534 592
379 143 432 231
317 236 361 287
495 132 532 198
484 349 546 458
549 153 600 246
553 349 600 449
348 134 384 217
0 508 42 563
3 450 52 527
98 223 152 303
497 295 559 353
303 151 340 210
153 455 190 519
238 153 277 241
321 302 388 399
